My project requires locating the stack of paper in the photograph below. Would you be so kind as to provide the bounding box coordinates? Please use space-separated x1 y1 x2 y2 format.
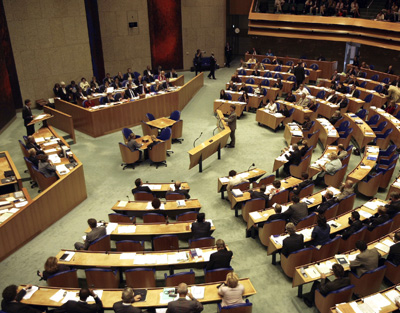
231 189 243 197
106 222 118 235
358 210 373 219
117 225 136 233
117 201 128 208
22 286 39 299
50 289 66 302
56 164 70 175
190 286 205 299
374 242 390 254
176 200 186 207
202 251 214 262
249 211 262 220
305 266 320 279
219 177 229 183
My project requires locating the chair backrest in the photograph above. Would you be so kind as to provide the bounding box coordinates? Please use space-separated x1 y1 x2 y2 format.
295 183 315 199
247 86 253 93
141 120 158 137
99 96 107 104
374 85 383 93
226 93 232 100
114 93 122 101
364 219 393 243
375 121 387 132
304 69 310 75
166 192 186 200
390 212 400 231
149 141 167 164
258 219 286 247
143 213 166 223
337 121 350 132
312 236 341 262
85 268 119 288
356 109 366 120
364 93 373 103
310 63 319 70
385 260 400 285
32 166 58 191
23 157 37 183
340 153 351 167
165 270 195 287
47 269 79 288
274 73 283 79
253 175 275 188
367 114 380 126
274 65 282 71
316 90 325 99
324 164 347 188
263 72 272 78
357 171 382 198
338 128 353 148
238 69 246 75
307 130 320 148
204 267 233 283
158 127 172 141
131 192 154 202
219 299 253 313
349 265 387 297
146 113 155 121
359 81 367 88
188 236 216 249
122 128 133 142
261 79 270 86
371 74 379 81
115 240 144 252
176 211 198 222
119 142 141 165
286 60 293 66
88 235 111 251
296 213 317 229
382 77 390 84
153 234 179 251
281 247 314 278
242 198 266 222
246 78 255 84
337 193 356 215
170 110 181 121
287 75 296 82
378 163 396 189
315 285 355 313
267 189 289 207
322 203 339 220
338 226 367 253
379 144 397 158
290 155 311 179
108 213 134 223
19 140 29 157
262 58 270 64
233 181 251 192
125 268 156 288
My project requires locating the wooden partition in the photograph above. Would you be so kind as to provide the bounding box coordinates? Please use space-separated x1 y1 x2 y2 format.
55 74 204 138
188 110 231 172
43 106 76 143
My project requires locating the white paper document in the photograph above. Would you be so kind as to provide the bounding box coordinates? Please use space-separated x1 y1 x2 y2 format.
23 286 39 299
117 201 128 208
50 289 66 302
117 225 136 233
120 253 136 259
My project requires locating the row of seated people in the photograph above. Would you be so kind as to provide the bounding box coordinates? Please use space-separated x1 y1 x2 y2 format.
345 63 399 80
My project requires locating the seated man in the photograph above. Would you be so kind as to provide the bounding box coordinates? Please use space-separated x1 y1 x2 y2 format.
249 185 269 203
297 84 310 95
284 144 302 175
337 144 347 160
265 180 284 200
314 152 342 185
387 231 400 266
285 91 296 102
303 264 350 307
54 288 103 313
364 206 390 231
26 136 44 154
1 284 43 313
227 81 237 91
385 192 400 218
126 133 142 153
336 180 354 202
27 148 39 167
325 90 338 103
166 283 203 313
296 93 309 108
266 204 286 222
131 178 153 196
281 223 304 257
124 83 137 99
337 94 349 109
349 240 381 276
315 190 336 214
74 218 106 250
302 116 313 132
191 213 211 239
292 172 313 195
166 181 190 199
166 68 178 78
341 211 363 240
37 154 57 178
226 170 249 191
150 198 161 209
206 239 233 270
283 195 308 225
104 92 116 103
113 287 141 313
329 110 342 125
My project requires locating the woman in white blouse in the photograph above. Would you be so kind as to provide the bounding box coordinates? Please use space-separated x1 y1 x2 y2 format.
265 101 277 113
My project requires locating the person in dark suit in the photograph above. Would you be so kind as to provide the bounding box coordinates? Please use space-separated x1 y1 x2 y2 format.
22 99 35 136
123 68 133 81
74 218 106 250
227 81 237 92
37 154 57 178
283 195 308 225
26 136 44 154
207 53 216 80
104 93 116 104
329 110 342 125
191 213 211 239
166 283 203 313
266 204 286 222
364 206 390 231
283 144 302 174
292 173 312 195
293 61 305 89
385 192 400 218
387 231 400 265
341 211 363 240
391 77 400 87
337 94 349 109
224 105 237 148
349 240 381 276
124 84 137 100
131 178 153 196
112 287 141 313
54 288 103 313
314 190 336 214
311 215 331 246
27 148 39 168
386 65 394 75
166 181 190 199
281 223 304 257
225 42 233 68
58 82 71 101
166 69 178 78
285 90 296 102
1 284 43 313
206 239 233 270
194 49 203 76
303 264 350 307
249 185 269 203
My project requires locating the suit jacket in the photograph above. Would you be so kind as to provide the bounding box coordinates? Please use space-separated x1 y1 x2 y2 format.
315 198 336 214
206 249 233 270
285 150 302 166
124 88 137 99
249 190 269 203
54 296 103 313
350 248 380 276
58 88 70 101
293 66 305 83
191 221 211 239
318 277 351 296
292 179 313 195
166 298 203 313
226 112 237 131
166 72 178 78
338 98 348 108
1 289 42 313
166 189 190 199
22 106 33 126
266 212 286 222
311 225 331 245
123 73 133 81
385 200 400 218
282 233 304 257
38 161 57 178
104 97 116 104
387 242 400 266
366 213 390 231
284 203 308 225
112 301 141 313
341 219 363 240
84 226 107 250
131 185 153 196
285 95 296 102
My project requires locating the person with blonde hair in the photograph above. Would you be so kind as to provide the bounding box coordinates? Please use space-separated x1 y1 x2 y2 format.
218 272 245 307
38 256 70 281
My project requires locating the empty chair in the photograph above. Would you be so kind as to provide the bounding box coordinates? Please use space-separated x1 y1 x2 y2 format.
47 269 79 288
176 211 198 221
125 268 156 288
364 219 392 243
133 191 154 201
282 108 295 125
189 236 216 248
88 235 111 251
247 86 254 93
286 60 293 66
353 89 361 98
356 109 367 120
367 114 380 127
385 260 400 284
371 121 387 133
157 127 172 151
262 58 270 64
149 141 167 168
261 79 270 86
289 183 314 200
338 226 367 253
204 267 233 283
290 155 311 179
377 163 396 189
19 140 29 158
170 110 181 121
287 75 296 82
258 219 286 247
165 270 195 287
311 236 340 262
336 121 350 133
116 240 144 252
218 299 253 313
337 193 356 215
357 172 382 198
307 130 320 148
382 77 390 84
238 69 246 75
316 90 325 99
141 120 158 137
246 78 255 84
305 69 310 76
364 94 373 104
337 128 353 148
119 142 141 170
378 144 397 160
274 65 282 71
281 247 314 278
310 63 319 70
349 265 387 297
153 234 179 251
375 129 393 149
108 213 135 223
370 74 379 81
296 213 317 229
322 203 339 220
85 268 120 288
146 113 155 121
374 85 383 93
263 72 272 78
226 93 232 101
274 73 283 79
143 213 166 223
315 285 355 313
242 198 266 222
379 153 398 166
252 174 275 188
360 72 367 78
359 81 367 88
165 192 186 201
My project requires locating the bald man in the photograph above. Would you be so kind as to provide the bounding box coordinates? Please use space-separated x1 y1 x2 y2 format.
166 283 203 313
166 181 190 199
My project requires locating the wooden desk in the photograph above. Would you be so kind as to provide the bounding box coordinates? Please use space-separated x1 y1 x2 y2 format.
309 146 339 178
43 106 76 143
267 198 386 256
236 67 310 84
343 113 376 149
277 100 313 124
346 64 399 82
213 99 247 117
55 74 203 138
139 182 190 198
112 199 201 217
20 278 256 309
256 108 286 131
236 75 295 93
315 118 339 148
224 90 263 111
146 117 176 129
136 135 162 150
369 107 400 147
0 151 22 193
85 221 216 241
218 168 266 199
387 174 400 200
0 188 31 224
284 123 303 146
225 82 279 104
346 146 379 183
315 99 341 119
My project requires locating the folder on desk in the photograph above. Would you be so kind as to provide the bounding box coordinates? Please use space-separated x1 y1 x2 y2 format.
231 189 243 197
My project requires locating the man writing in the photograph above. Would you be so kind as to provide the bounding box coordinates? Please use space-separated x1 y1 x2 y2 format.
166 283 203 313
54 288 103 313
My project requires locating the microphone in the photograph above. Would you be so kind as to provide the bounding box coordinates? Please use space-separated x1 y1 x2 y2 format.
126 195 130 201
166 216 169 225
248 163 255 171
193 132 203 147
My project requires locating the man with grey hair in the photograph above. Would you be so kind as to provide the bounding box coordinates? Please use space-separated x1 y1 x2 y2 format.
281 222 304 257
113 287 141 313
166 283 203 313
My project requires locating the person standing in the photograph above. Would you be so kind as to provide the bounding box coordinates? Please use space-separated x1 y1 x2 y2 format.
208 53 216 80
224 105 237 148
22 99 35 136
293 61 305 89
194 49 203 76
225 43 233 68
